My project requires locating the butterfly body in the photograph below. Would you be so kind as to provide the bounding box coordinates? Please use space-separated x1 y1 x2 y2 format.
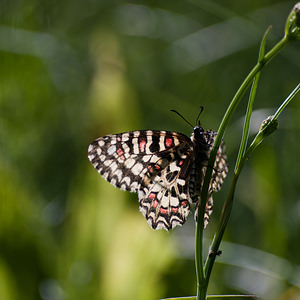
88 127 227 230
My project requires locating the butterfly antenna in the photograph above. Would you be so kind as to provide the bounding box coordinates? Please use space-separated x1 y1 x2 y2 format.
170 110 193 128
195 106 204 126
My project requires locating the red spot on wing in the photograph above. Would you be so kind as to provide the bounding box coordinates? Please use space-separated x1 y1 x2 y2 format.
178 160 184 166
116 148 125 160
181 200 188 207
160 207 168 214
139 138 146 152
165 137 173 147
149 192 156 200
153 199 158 208
117 148 124 156
171 207 178 212
147 165 153 172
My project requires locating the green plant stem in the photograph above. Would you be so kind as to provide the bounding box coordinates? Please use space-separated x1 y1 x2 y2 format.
211 34 289 153
195 220 205 283
204 172 238 281
234 26 271 171
195 34 291 300
234 74 260 172
272 83 300 119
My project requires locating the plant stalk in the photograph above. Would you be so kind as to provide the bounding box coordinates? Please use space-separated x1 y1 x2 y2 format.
195 33 291 300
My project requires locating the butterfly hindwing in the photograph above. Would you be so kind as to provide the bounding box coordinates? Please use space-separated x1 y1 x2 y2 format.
138 142 193 230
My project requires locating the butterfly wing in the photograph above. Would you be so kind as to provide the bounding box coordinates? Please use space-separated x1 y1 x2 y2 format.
138 140 193 230
203 130 228 192
194 130 228 227
88 130 194 230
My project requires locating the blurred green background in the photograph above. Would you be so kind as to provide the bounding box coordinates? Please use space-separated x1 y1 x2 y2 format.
1 1 300 299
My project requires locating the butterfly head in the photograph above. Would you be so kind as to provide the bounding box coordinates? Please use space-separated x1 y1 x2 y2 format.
191 125 206 143
192 106 205 138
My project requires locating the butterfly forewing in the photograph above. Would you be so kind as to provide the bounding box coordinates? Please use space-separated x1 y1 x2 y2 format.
88 127 228 230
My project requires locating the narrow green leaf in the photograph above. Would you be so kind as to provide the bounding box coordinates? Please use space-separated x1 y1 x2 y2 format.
207 295 259 299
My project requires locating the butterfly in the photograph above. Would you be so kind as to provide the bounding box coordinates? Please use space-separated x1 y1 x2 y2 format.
88 109 227 230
